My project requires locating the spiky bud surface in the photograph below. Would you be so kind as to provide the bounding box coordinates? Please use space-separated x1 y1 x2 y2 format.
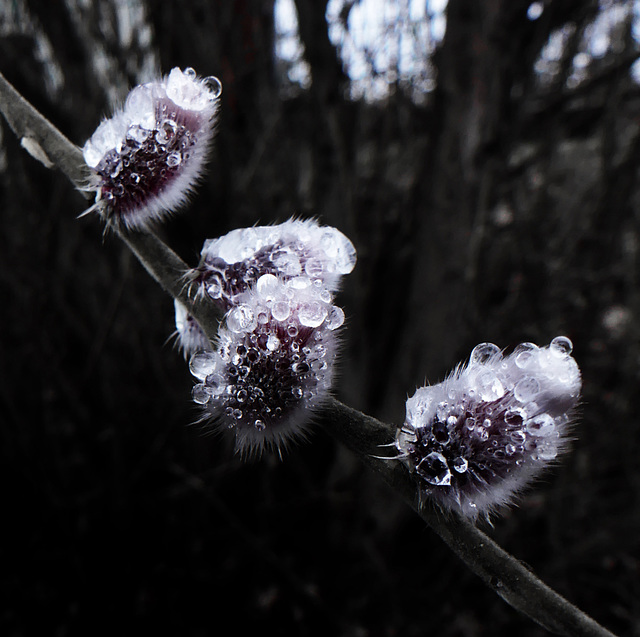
82 67 221 230
396 337 581 519
189 275 344 455
190 219 356 310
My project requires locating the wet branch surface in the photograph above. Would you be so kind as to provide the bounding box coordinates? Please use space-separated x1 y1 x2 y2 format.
0 70 617 637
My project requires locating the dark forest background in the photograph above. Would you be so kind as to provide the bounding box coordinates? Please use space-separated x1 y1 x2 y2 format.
1 0 639 635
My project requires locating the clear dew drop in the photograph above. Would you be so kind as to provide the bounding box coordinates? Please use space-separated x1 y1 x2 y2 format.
257 273 279 296
299 302 328 328
453 456 468 473
514 342 539 369
536 440 558 460
206 278 223 299
417 452 452 486
166 151 182 167
126 124 150 144
226 305 256 333
525 414 556 437
470 342 501 366
254 419 266 431
266 334 280 351
550 336 573 357
184 67 197 79
271 300 291 322
304 258 324 278
192 383 211 404
514 376 540 402
203 75 223 99
189 351 217 380
325 306 345 330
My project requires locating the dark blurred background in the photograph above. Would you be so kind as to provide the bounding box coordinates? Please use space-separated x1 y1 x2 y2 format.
1 0 639 635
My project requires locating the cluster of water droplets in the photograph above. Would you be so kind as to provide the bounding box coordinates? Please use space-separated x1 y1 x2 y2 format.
189 219 357 309
395 337 581 519
82 67 221 230
177 220 355 455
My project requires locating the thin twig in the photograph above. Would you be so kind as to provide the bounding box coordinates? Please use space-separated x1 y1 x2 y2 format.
0 70 617 637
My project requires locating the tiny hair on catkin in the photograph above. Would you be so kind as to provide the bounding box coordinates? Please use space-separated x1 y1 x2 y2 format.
395 337 581 520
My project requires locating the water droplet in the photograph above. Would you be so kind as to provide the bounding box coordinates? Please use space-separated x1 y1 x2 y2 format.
417 452 452 486
299 302 328 328
254 419 265 431
232 409 243 420
273 251 301 276
453 456 468 473
436 402 449 421
477 370 505 400
203 75 223 99
505 443 517 455
514 376 540 402
130 172 141 184
305 258 324 278
287 324 298 337
236 388 248 403
155 119 178 144
266 334 280 351
189 351 217 380
504 407 527 426
526 414 555 437
110 161 123 178
206 278 223 299
126 124 150 144
257 273 279 296
226 305 256 333
550 336 573 357
510 430 526 444
192 383 211 404
167 151 182 167
325 305 345 330
272 301 290 322
184 67 197 79
470 342 501 366
476 427 489 441
514 342 539 369
536 440 558 460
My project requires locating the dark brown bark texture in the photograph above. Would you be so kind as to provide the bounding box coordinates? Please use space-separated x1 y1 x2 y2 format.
0 1 638 635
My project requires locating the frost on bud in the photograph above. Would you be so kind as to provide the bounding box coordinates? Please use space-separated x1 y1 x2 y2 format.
396 337 581 520
82 67 222 230
189 277 343 455
173 300 211 358
189 219 357 309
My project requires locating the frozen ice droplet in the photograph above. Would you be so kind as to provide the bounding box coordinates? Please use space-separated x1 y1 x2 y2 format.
189 351 217 380
550 336 573 357
469 343 501 366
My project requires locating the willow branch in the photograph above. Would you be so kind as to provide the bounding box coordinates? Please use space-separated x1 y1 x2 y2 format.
0 70 616 637
0 71 221 341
